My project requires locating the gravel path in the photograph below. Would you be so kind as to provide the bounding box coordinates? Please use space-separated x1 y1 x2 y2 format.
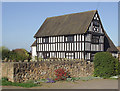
1 79 118 89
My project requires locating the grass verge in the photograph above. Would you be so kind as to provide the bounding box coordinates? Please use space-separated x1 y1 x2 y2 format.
1 77 41 88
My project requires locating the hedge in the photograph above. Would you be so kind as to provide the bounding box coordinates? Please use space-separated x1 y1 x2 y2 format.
93 52 119 78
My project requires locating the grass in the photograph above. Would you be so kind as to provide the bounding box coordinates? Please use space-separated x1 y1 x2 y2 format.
37 79 48 83
1 77 41 88
66 76 101 82
109 78 118 80
1 76 116 88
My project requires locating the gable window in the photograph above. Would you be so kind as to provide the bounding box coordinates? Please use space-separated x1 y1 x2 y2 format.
93 27 99 32
93 20 99 27
65 35 74 42
91 35 99 44
42 37 49 43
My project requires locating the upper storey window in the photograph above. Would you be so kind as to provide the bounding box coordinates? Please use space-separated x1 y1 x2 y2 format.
42 37 49 43
65 35 74 42
91 35 99 44
93 20 99 27
93 27 99 32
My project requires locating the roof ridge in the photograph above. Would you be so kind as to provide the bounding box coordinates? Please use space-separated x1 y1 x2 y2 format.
47 10 97 19
84 10 97 33
34 10 98 37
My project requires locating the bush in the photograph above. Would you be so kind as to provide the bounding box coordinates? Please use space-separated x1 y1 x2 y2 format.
0 46 31 62
54 68 70 81
0 46 10 60
93 52 119 78
12 49 30 61
114 58 120 75
8 49 31 62
8 51 18 61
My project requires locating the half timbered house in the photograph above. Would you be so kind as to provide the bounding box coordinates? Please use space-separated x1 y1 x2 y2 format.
31 10 118 61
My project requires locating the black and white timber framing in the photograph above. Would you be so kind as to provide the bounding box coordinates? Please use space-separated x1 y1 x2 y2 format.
32 10 118 61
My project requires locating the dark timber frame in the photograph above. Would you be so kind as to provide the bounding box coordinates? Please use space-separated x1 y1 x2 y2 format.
33 10 118 61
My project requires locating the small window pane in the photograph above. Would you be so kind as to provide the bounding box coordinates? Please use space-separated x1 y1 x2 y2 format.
65 35 74 42
42 37 49 43
92 35 99 44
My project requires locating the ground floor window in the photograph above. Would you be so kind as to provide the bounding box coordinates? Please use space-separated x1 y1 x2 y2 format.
43 52 50 59
90 53 95 61
85 52 91 60
65 52 74 59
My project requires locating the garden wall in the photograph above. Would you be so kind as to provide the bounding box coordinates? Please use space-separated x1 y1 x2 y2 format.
1 62 14 82
1 59 94 82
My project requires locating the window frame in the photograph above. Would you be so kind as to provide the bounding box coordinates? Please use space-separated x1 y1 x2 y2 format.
93 20 99 27
43 52 50 59
65 35 74 42
42 37 49 43
91 35 99 44
66 52 74 59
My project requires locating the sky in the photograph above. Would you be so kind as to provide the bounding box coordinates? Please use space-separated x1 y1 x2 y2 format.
2 2 118 51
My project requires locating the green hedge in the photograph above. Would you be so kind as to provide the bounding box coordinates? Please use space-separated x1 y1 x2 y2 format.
93 52 119 78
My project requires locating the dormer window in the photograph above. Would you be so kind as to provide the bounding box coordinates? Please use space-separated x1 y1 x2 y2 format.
42 37 49 43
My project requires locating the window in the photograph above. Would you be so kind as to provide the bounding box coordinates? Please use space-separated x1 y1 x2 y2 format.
42 37 49 43
91 35 99 44
43 52 50 59
93 20 99 27
93 27 98 32
65 35 74 42
91 53 95 62
66 52 74 59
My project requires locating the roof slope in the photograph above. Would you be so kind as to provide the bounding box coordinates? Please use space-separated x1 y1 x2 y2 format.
33 10 118 52
117 46 120 51
103 30 119 52
31 40 36 47
34 10 96 37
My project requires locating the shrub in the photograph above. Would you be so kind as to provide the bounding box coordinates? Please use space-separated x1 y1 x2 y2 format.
54 68 70 81
12 49 30 61
8 51 18 61
2 77 8 81
8 49 31 62
0 46 31 62
0 46 10 60
114 58 120 75
93 52 119 78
